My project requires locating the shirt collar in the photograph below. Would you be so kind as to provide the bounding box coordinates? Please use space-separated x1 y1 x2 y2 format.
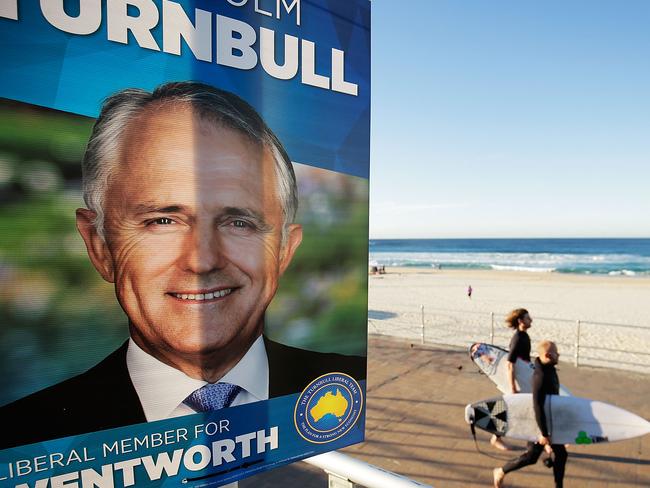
219 336 269 402
126 335 269 421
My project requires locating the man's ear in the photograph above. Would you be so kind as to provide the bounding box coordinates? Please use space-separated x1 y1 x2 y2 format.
278 224 303 275
76 208 116 283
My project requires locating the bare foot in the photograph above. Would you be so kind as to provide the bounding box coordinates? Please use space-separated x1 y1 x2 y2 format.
490 434 511 451
493 467 505 488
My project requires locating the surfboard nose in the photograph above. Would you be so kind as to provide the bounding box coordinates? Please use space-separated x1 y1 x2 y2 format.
643 421 650 437
468 343 481 358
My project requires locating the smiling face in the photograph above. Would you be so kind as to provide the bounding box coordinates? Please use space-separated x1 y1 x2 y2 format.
76 104 302 379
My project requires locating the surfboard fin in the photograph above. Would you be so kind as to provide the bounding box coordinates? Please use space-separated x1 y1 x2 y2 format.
466 404 509 461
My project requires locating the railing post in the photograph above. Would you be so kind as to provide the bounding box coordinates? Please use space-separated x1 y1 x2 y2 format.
575 320 581 367
420 305 425 344
490 312 495 344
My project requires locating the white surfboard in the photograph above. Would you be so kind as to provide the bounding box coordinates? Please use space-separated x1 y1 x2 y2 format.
465 394 650 445
469 342 571 396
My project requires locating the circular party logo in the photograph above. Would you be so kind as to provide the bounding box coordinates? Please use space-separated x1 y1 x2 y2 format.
294 373 363 444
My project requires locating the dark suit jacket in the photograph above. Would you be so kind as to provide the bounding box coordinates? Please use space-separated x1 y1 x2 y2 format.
0 338 366 450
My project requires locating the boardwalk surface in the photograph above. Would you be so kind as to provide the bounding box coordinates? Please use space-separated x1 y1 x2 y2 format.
242 336 650 487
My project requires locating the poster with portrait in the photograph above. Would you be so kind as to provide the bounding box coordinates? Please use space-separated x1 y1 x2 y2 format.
0 1 370 486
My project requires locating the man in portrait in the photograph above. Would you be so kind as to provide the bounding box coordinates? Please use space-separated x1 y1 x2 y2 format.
0 82 366 449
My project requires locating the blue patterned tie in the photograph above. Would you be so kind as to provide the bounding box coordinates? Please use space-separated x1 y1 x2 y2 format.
183 382 242 412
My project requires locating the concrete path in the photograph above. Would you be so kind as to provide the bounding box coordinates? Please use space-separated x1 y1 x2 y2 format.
242 336 650 487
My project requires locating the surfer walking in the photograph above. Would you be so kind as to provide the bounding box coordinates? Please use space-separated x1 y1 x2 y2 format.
491 308 533 451
505 308 533 394
493 341 568 488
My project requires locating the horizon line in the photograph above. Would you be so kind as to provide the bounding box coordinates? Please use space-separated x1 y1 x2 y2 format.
368 236 650 240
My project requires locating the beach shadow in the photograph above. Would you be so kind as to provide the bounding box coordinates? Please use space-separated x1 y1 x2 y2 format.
369 395 461 408
569 452 650 465
368 310 398 320
407 344 465 354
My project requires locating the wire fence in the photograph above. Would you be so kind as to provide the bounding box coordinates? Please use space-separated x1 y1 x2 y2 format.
368 306 650 374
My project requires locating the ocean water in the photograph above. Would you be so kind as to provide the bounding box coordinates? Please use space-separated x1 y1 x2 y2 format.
368 239 650 276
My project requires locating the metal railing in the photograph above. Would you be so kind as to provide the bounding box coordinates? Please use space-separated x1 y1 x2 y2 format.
368 306 650 374
234 452 431 488
303 452 431 488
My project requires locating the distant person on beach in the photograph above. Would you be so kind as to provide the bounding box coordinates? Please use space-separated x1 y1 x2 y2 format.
490 308 533 451
493 340 568 488
467 285 473 299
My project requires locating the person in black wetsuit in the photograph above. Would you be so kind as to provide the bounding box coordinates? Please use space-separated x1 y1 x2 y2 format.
491 308 533 451
493 340 568 488
506 308 532 393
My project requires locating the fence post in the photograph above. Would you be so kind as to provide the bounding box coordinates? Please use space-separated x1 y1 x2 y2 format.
420 305 425 344
490 312 495 344
575 320 581 367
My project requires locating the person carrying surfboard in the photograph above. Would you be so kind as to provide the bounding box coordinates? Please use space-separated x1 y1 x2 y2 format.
493 340 568 488
505 308 533 393
490 308 533 451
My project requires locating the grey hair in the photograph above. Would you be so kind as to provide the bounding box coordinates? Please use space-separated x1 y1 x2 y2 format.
82 81 298 242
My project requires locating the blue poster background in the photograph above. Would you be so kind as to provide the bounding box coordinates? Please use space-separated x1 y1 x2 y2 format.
0 0 370 178
0 384 366 487
0 0 369 485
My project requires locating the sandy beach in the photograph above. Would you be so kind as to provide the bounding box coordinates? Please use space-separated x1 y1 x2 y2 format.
368 268 650 373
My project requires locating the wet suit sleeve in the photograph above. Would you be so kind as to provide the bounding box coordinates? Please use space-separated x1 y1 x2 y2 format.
507 333 520 363
532 365 549 437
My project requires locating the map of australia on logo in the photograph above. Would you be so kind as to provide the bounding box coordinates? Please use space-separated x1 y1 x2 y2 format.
294 373 363 443
310 389 349 422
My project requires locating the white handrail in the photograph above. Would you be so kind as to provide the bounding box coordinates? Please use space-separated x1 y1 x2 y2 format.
303 451 432 488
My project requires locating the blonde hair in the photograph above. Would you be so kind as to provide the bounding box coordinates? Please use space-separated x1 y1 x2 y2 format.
537 340 556 357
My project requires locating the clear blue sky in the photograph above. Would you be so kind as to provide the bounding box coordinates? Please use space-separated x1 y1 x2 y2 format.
369 1 650 239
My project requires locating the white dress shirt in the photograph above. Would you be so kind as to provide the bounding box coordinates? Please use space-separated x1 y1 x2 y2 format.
126 335 269 422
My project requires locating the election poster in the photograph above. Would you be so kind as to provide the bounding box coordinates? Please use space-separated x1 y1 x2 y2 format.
0 1 370 486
